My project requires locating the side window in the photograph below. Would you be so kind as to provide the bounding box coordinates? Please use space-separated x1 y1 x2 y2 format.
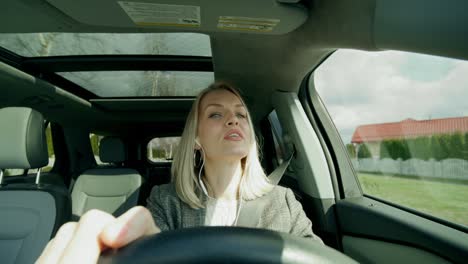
268 110 286 165
3 169 23 177
90 133 105 164
268 110 295 177
43 122 55 172
147 137 180 162
313 50 468 227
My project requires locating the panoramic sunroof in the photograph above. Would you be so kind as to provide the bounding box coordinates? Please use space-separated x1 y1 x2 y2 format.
58 71 214 97
0 32 211 57
0 32 213 97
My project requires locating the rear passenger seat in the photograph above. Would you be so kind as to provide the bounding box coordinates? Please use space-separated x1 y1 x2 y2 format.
70 136 143 219
0 107 71 264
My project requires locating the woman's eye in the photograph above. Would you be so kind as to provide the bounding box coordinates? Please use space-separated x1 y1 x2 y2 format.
209 113 222 118
237 113 247 119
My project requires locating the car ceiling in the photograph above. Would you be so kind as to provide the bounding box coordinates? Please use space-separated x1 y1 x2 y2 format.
1 0 467 136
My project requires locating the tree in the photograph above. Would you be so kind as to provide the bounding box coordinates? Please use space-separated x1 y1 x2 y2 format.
380 139 410 160
388 140 398 159
90 134 100 156
383 139 399 159
346 144 356 158
152 149 165 159
411 136 432 160
357 144 372 159
45 125 54 157
141 34 170 97
431 135 448 161
398 140 410 160
380 140 391 159
464 132 468 160
449 132 464 159
38 33 58 56
380 133 468 161
439 134 451 160
148 137 180 160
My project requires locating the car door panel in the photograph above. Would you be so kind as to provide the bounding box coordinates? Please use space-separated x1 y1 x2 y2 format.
343 236 451 264
335 197 468 263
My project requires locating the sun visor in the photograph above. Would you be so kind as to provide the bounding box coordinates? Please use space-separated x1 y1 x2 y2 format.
46 0 308 34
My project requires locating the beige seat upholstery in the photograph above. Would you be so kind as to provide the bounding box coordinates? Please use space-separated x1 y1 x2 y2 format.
71 137 142 219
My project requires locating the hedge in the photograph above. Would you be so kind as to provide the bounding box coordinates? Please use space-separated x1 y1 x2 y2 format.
379 132 467 161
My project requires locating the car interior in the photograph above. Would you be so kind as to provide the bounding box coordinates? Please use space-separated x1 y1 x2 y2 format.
1 0 467 263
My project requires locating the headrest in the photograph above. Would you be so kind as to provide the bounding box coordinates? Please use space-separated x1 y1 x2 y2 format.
99 137 126 163
0 107 48 169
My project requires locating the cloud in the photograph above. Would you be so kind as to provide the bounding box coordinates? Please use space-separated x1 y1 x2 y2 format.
314 50 468 143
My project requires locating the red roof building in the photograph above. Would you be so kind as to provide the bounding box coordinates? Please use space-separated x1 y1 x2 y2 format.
352 116 468 144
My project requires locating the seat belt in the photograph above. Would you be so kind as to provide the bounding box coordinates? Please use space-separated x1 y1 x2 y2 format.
236 150 294 227
268 150 294 185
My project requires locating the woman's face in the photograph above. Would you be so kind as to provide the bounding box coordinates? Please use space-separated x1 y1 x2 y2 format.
197 89 251 162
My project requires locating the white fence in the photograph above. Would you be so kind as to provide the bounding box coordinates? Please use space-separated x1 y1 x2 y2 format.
352 158 468 180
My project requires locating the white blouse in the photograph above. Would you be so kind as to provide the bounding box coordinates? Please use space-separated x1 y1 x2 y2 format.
199 176 241 226
204 197 239 226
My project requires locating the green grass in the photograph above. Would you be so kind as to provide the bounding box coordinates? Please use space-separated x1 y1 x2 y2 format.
358 173 468 227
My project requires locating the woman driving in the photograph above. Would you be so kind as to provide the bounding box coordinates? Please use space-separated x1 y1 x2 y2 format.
37 82 322 264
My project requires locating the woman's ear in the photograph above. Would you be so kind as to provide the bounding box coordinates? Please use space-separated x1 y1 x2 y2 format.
194 138 201 150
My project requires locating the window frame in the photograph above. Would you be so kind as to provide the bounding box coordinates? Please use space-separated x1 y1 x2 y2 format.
146 136 181 164
307 49 468 231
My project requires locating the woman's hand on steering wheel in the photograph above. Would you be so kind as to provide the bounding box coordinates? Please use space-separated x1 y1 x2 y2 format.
36 206 160 264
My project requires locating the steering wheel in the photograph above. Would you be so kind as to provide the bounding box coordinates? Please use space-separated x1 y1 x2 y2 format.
98 227 358 264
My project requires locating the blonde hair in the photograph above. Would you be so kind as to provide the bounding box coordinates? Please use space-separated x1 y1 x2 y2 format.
171 82 274 209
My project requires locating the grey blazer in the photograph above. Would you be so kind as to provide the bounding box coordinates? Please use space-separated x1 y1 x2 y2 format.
146 183 323 242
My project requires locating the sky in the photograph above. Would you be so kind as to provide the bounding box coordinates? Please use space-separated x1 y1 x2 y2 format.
314 50 468 144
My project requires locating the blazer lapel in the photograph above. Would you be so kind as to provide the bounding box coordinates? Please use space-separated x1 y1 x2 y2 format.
181 195 206 228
